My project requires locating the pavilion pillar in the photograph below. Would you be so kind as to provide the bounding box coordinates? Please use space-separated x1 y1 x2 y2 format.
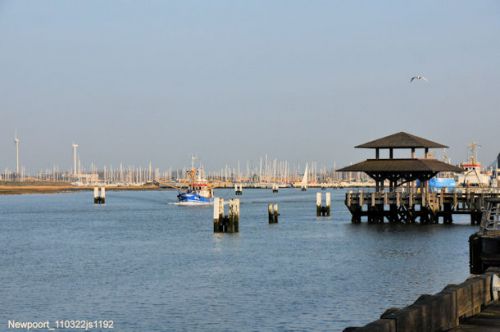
389 148 393 159
424 148 429 158
411 148 416 159
376 148 380 159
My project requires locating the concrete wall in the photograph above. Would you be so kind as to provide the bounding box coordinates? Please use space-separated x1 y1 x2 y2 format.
344 273 495 332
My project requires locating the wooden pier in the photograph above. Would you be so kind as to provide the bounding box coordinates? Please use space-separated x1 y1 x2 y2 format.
336 132 500 225
345 189 500 225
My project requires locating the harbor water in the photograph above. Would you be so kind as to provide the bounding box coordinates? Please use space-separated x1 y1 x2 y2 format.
0 189 473 331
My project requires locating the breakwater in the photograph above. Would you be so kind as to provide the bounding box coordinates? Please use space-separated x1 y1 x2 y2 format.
344 270 500 331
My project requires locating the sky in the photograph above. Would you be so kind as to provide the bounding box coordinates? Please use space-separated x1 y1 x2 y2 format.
0 1 499 172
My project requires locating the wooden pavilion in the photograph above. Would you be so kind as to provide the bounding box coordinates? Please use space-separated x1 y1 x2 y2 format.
338 132 463 191
337 132 488 224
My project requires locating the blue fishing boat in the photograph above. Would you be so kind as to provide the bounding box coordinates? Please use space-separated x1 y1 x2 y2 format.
176 157 214 205
177 189 213 205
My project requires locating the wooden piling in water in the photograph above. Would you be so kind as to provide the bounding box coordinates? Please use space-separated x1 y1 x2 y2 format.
268 203 279 223
213 197 222 232
228 199 240 232
344 190 499 225
93 187 99 204
316 192 331 217
235 184 243 195
316 193 322 216
93 187 105 204
325 192 331 216
213 198 239 233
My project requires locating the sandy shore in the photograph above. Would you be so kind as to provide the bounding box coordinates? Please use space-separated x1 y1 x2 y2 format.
0 183 161 195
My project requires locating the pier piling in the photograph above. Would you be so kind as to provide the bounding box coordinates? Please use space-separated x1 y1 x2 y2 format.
234 184 243 195
213 198 240 233
316 192 331 217
93 187 105 204
228 199 240 232
268 203 279 223
213 197 222 232
345 190 499 224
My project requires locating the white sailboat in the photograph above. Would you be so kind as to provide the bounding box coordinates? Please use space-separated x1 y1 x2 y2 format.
301 163 308 191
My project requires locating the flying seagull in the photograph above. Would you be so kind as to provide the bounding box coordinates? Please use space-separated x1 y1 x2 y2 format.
410 75 428 82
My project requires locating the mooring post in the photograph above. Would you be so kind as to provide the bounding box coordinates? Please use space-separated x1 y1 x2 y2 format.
316 192 322 216
213 197 221 232
93 187 105 204
93 187 99 204
228 199 240 233
100 187 106 204
347 191 352 207
228 199 234 232
234 184 242 195
234 199 240 232
219 198 226 231
325 192 331 216
268 203 279 223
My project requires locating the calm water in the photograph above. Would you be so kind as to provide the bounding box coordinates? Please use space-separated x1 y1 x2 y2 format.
0 189 475 331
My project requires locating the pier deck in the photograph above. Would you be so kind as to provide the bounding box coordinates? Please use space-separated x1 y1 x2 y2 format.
345 189 500 224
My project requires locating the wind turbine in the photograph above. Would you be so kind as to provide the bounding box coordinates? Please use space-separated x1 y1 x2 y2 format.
72 143 79 176
14 131 20 176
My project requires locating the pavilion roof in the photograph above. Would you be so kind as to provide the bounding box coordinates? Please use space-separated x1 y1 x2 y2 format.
338 159 463 173
355 132 448 149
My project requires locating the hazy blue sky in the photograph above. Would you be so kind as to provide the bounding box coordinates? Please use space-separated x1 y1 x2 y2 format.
1 1 499 171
